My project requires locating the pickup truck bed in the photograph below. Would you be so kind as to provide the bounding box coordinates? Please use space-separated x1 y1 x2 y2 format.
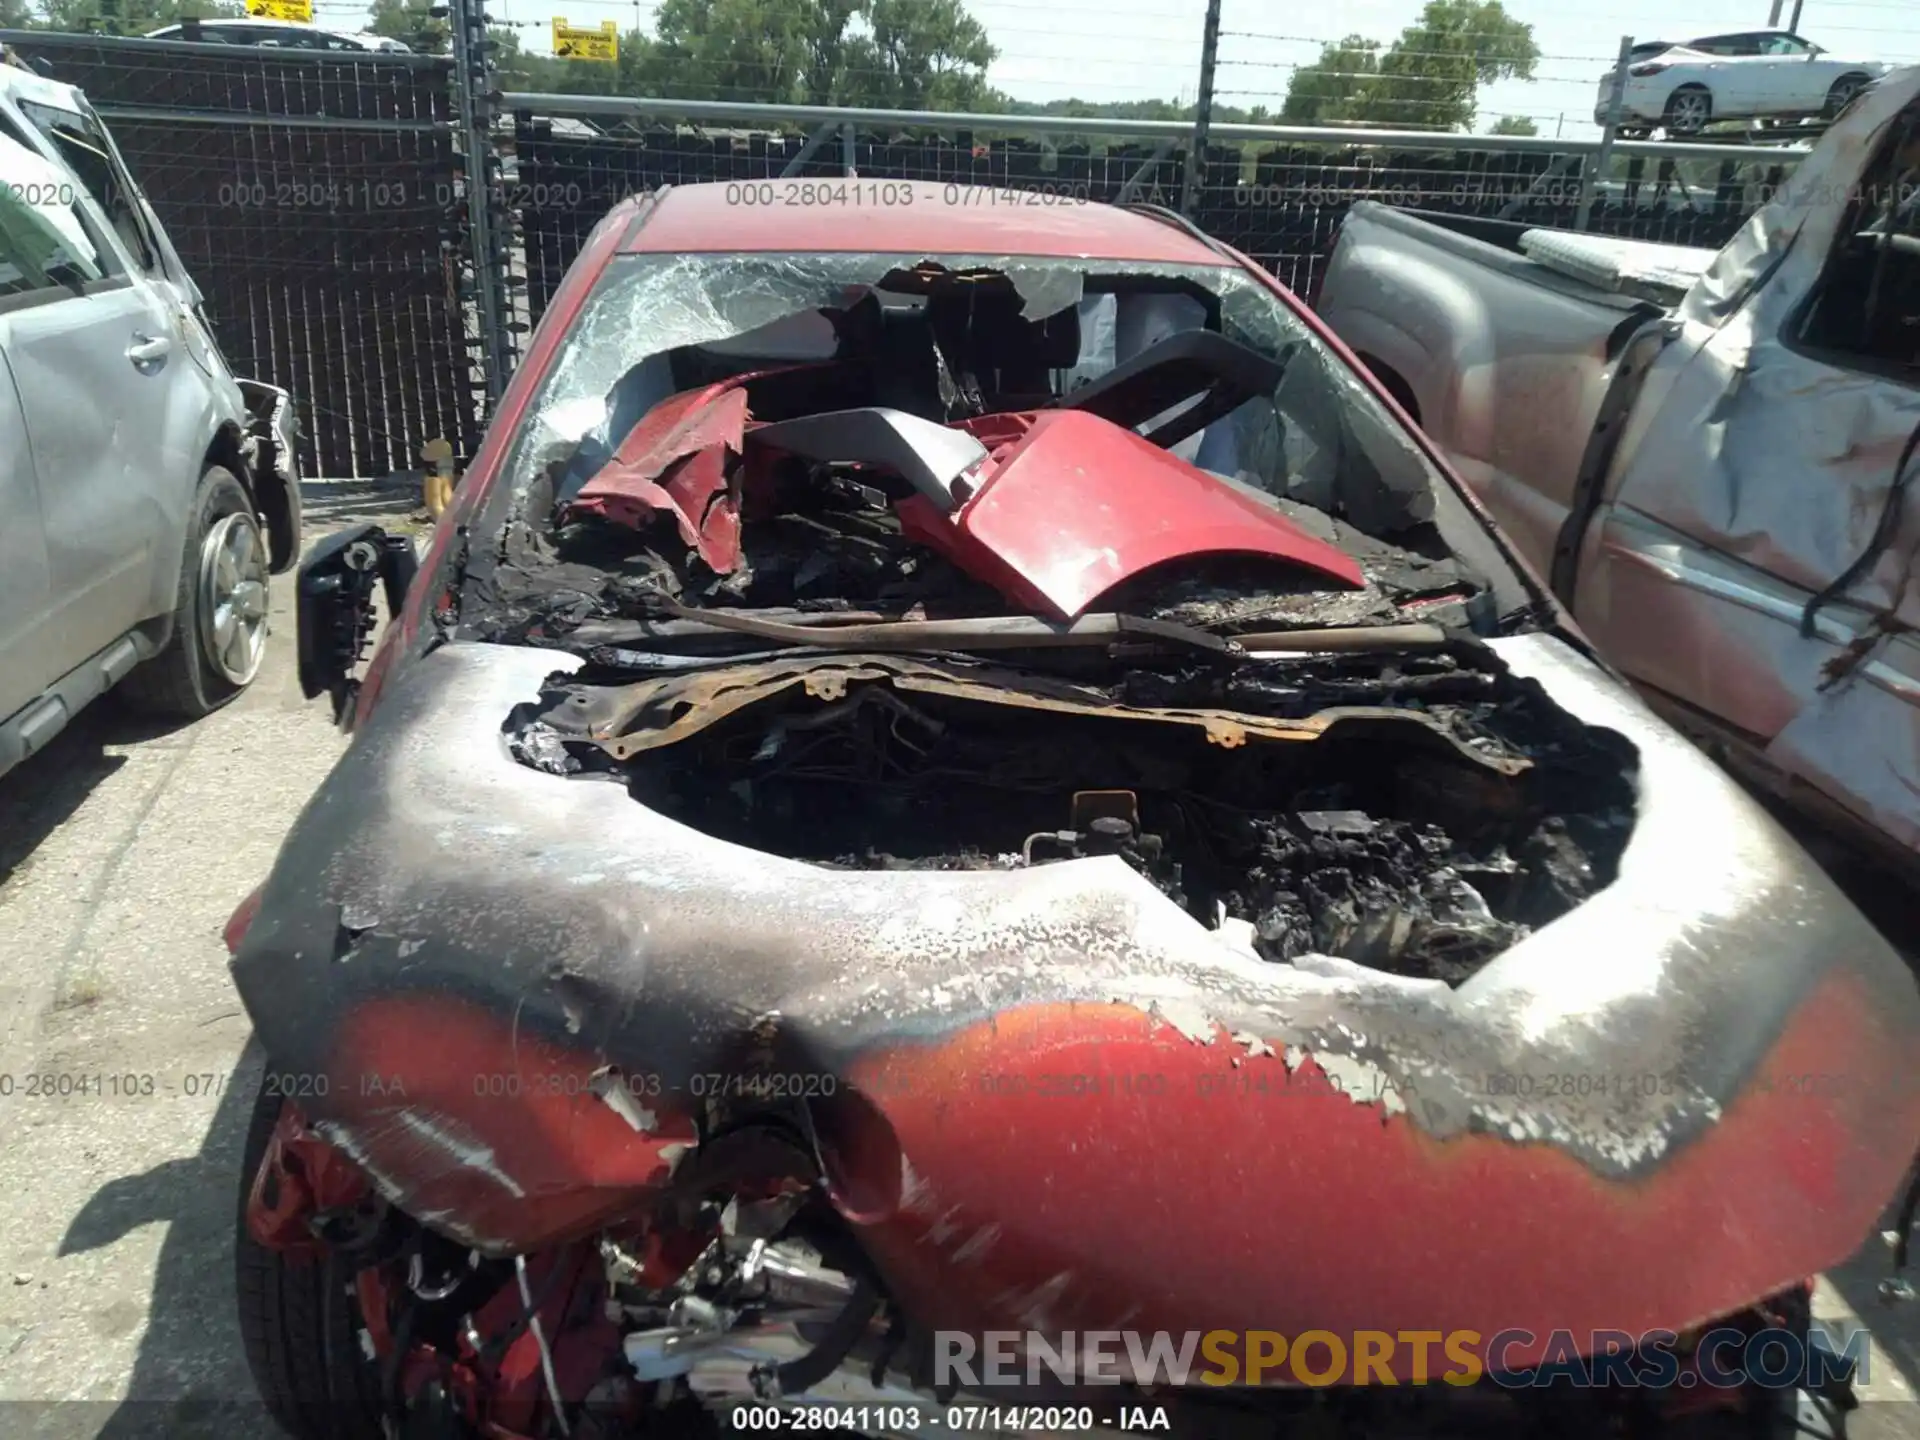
1312 202 1674 573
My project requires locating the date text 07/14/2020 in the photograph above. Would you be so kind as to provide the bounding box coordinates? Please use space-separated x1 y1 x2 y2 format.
725 1404 1173 1432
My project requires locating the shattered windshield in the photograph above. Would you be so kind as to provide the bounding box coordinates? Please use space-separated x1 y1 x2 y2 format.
469 249 1535 649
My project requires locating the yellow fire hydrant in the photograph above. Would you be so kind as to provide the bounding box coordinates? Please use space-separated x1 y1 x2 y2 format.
421 437 456 519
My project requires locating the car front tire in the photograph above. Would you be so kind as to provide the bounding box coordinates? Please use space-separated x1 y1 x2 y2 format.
121 464 271 718
234 1072 386 1440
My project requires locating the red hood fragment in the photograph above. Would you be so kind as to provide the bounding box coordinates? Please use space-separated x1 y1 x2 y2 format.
566 379 1366 611
898 409 1366 620
562 380 752 572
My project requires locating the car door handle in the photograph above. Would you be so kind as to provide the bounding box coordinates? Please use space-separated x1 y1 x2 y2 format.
126 332 171 366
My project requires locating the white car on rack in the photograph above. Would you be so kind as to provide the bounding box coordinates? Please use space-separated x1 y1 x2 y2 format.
143 17 412 52
1595 29 1891 136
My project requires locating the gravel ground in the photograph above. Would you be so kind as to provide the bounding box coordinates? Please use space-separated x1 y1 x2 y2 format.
0 490 1913 1437
0 493 382 1437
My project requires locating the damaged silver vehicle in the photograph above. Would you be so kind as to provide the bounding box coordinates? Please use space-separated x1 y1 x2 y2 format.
1316 67 1920 877
0 51 301 776
223 184 1920 1440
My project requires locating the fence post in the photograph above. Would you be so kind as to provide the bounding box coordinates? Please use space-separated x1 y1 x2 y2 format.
1576 34 1634 232
1179 0 1222 216
780 119 840 177
450 0 514 410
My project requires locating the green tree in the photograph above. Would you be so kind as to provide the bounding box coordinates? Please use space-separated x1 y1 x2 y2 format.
367 0 446 53
643 0 806 102
841 0 994 110
0 0 36 26
1370 0 1536 128
488 24 567 89
1488 113 1537 135
1280 35 1381 124
640 0 994 107
1282 1 1538 132
30 0 242 33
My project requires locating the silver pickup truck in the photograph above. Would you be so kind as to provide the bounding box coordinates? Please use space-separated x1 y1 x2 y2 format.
1316 68 1920 874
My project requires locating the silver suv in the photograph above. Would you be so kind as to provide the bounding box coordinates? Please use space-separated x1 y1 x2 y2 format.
0 54 301 778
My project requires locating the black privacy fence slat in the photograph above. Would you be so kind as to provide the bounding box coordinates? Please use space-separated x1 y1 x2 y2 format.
510 117 1802 342
0 30 477 478
0 30 453 122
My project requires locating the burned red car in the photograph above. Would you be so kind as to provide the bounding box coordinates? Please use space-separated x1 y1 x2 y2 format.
230 182 1920 1440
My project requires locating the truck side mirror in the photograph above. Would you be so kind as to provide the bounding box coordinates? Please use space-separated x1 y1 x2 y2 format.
296 524 418 724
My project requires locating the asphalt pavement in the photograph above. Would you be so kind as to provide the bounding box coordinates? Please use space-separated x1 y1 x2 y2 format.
0 489 1914 1439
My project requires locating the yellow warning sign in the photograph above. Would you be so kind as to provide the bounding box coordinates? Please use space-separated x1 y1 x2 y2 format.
245 0 315 21
552 18 617 61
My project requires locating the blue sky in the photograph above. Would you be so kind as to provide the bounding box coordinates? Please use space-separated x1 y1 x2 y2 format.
313 0 1920 139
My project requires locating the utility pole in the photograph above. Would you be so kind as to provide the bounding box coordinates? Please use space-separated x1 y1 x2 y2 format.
1180 0 1222 218
1789 0 1804 32
1768 0 1783 25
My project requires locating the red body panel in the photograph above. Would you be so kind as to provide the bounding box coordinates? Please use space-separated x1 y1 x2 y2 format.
246 1102 372 1257
297 964 1920 1381
898 409 1365 619
564 381 749 572
620 180 1227 265
825 970 1918 1380
340 193 1529 735
328 995 698 1249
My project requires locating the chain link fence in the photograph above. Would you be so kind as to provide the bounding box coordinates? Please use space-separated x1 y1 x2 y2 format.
0 26 1817 477
505 101 1806 352
0 29 483 478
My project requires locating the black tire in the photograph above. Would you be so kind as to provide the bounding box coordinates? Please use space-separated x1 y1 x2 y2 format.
121 464 267 718
1664 85 1712 135
235 1071 386 1440
1825 73 1870 118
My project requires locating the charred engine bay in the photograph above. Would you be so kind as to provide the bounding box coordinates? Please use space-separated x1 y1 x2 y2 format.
484 318 1630 984
520 652 1638 985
